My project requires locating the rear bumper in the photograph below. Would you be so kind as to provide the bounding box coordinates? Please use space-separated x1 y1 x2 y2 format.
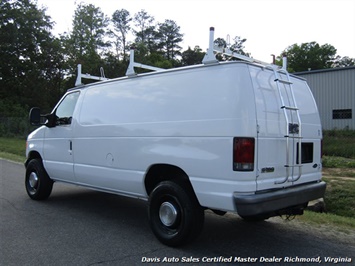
234 181 326 217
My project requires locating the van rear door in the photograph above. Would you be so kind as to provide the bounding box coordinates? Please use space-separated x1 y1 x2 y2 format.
249 65 322 192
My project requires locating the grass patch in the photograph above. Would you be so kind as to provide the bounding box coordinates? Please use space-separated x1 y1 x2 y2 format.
323 168 355 178
0 151 25 163
322 177 355 218
297 211 355 233
323 130 355 159
322 156 355 168
0 137 26 162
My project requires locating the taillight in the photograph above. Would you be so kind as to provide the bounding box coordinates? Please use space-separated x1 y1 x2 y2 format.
233 137 255 171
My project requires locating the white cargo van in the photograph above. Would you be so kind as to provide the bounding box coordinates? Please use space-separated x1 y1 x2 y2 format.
25 28 326 246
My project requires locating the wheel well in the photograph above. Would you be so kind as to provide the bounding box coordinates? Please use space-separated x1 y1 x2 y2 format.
25 151 42 167
144 164 195 197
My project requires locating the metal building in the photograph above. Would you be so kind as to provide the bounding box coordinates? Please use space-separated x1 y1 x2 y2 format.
295 66 355 130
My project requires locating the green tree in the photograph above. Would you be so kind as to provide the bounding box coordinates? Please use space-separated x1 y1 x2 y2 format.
133 10 159 53
230 36 249 56
63 3 109 85
214 37 227 48
101 52 127 78
111 9 131 61
0 0 63 112
181 46 205 66
157 19 183 61
333 56 355 67
281 42 337 72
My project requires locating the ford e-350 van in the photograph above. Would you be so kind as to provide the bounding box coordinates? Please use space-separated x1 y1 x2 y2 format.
25 28 326 246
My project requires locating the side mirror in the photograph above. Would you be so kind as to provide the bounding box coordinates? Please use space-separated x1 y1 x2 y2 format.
29 107 41 126
29 108 56 127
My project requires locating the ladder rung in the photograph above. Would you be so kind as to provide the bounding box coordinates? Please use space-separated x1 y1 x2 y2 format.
275 78 293 85
281 106 299 110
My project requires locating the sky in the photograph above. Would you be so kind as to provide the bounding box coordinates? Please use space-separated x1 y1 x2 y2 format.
36 0 355 63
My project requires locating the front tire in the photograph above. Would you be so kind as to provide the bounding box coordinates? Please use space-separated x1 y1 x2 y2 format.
148 181 204 247
25 159 53 200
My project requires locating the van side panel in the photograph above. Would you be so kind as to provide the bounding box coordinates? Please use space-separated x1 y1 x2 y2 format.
73 64 257 210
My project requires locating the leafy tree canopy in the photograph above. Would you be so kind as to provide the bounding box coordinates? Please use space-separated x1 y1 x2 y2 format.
181 46 205 66
0 0 63 112
110 8 131 61
333 56 355 68
2 0 355 138
60 3 110 86
280 42 337 72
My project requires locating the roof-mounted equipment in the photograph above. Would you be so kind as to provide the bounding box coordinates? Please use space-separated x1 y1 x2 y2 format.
202 26 289 69
126 47 165 77
75 64 110 86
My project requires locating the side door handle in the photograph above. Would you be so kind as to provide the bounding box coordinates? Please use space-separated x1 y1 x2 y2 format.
69 140 73 155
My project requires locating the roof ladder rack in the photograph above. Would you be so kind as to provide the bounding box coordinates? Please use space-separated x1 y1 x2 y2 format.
126 47 165 77
75 64 110 86
203 27 272 66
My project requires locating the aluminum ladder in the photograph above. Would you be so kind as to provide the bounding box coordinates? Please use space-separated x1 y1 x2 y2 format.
272 68 303 184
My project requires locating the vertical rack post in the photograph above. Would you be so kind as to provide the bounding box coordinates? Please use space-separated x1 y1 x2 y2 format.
202 27 218 64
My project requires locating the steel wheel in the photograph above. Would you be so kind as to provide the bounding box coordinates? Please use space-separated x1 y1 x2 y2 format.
27 172 39 195
25 159 53 200
148 180 204 247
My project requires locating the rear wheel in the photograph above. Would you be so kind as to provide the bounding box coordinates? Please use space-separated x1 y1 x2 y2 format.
25 159 53 200
148 181 204 247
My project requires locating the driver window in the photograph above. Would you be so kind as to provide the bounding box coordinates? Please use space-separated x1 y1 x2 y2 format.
55 92 80 125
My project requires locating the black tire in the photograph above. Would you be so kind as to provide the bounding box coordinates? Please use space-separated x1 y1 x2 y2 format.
25 159 53 200
148 181 204 247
